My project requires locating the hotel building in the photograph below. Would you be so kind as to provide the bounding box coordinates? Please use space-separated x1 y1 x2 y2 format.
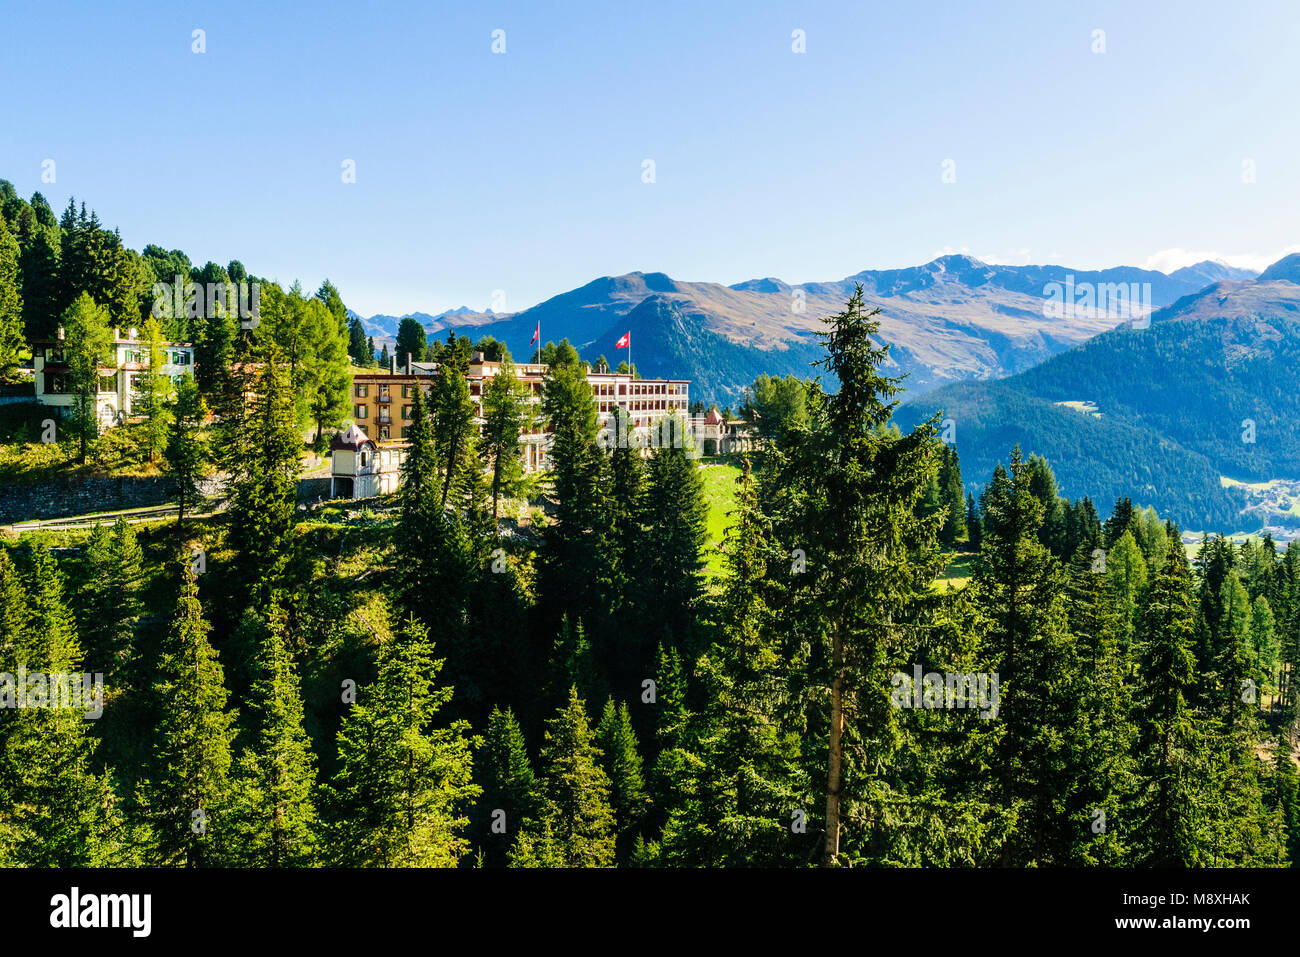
333 353 691 497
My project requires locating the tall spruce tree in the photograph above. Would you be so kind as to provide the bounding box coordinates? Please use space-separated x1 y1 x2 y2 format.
772 285 945 866
0 546 125 866
974 449 1084 866
220 340 302 609
224 600 319 866
476 706 543 868
596 698 650 860
480 354 530 528
1132 536 1204 865
325 615 478 867
61 292 113 463
135 316 175 464
147 563 237 867
532 686 616 867
163 373 209 535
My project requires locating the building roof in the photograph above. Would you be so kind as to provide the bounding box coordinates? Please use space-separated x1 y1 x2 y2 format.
330 423 373 452
704 408 724 425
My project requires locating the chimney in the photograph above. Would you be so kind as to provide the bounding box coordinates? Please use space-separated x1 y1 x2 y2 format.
406 353 412 375
391 353 396 375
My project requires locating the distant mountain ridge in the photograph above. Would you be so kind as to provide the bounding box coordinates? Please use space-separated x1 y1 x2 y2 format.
359 256 1253 404
897 256 1300 532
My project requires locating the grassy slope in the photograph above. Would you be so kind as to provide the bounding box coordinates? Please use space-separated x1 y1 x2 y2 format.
699 460 741 576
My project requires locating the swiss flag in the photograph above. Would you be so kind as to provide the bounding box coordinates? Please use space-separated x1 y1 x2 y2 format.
530 321 540 345
615 331 630 349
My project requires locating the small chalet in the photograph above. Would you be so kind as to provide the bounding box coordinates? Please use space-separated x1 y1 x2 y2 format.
328 423 404 499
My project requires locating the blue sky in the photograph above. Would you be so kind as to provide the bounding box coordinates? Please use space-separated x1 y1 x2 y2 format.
2 0 1298 317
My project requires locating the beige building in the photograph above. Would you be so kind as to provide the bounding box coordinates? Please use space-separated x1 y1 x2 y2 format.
331 354 692 499
33 328 195 427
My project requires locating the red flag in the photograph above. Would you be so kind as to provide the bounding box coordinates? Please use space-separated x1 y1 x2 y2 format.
615 331 630 349
530 321 540 345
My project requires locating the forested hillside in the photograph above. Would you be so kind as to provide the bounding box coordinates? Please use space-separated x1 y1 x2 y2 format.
2 287 1296 869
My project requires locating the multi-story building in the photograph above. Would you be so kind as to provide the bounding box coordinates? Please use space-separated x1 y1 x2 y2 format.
333 353 692 497
33 328 195 426
347 354 690 469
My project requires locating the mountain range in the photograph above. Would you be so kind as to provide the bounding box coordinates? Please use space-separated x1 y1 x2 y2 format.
358 256 1256 405
896 259 1300 532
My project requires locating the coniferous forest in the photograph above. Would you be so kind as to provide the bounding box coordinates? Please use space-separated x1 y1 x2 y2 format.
2 273 1297 871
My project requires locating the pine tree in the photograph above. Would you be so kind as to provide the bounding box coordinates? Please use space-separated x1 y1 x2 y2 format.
19 226 60 342
974 449 1083 866
657 460 807 866
432 331 478 509
325 615 478 867
394 383 444 618
81 517 144 675
1104 530 1149 652
300 297 352 445
1064 528 1137 864
639 415 708 653
146 562 237 867
1132 536 1204 865
0 546 124 866
937 443 967 547
539 346 611 633
772 285 945 865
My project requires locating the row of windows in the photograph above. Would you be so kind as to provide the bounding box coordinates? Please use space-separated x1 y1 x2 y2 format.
592 382 684 397
356 379 683 402
355 382 433 399
598 400 688 413
45 371 190 395
121 349 192 366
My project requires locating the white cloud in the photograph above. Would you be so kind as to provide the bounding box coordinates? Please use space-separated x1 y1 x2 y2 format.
1142 246 1300 275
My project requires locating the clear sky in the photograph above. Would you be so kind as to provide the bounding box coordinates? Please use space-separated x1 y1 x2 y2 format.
2 0 1298 317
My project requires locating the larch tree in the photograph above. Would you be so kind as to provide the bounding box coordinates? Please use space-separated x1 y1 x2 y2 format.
61 292 113 463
